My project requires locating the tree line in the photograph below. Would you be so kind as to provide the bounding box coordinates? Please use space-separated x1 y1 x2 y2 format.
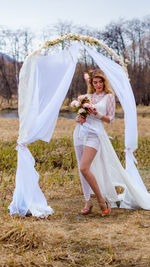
0 16 150 105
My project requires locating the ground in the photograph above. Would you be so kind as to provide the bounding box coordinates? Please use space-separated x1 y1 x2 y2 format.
0 115 150 141
0 116 150 267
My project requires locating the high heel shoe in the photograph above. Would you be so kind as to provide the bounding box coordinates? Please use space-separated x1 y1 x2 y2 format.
99 201 111 217
81 199 93 215
81 204 93 215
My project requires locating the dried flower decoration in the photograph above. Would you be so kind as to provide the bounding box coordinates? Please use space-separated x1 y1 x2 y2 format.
28 34 130 78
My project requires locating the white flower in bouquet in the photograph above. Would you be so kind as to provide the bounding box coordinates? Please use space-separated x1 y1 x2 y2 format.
83 103 94 109
70 100 80 108
78 95 87 101
78 108 86 114
75 101 80 107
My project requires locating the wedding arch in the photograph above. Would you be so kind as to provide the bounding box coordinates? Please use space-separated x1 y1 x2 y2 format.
8 34 148 217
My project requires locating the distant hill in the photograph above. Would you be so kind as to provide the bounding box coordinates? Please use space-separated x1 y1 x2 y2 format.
0 53 16 63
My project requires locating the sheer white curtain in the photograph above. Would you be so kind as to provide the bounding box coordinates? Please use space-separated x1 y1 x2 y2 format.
9 44 80 217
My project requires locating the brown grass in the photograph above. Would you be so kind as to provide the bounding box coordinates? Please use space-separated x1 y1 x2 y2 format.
0 168 150 266
0 118 19 141
1 116 149 142
0 116 150 266
39 116 150 140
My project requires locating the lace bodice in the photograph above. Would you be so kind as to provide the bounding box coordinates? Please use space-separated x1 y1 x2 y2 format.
89 92 115 124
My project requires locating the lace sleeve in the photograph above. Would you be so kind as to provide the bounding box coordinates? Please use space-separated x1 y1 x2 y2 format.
106 94 115 124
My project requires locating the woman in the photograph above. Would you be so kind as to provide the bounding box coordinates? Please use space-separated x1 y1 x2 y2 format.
73 69 116 216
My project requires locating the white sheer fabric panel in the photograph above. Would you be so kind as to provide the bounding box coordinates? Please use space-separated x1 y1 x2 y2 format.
9 146 54 217
9 45 80 217
18 45 79 145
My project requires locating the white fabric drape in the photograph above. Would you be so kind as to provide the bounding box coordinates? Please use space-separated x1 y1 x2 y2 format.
9 45 80 217
9 145 54 217
18 45 80 145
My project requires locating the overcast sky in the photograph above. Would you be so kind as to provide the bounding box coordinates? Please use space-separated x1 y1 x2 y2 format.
0 0 150 31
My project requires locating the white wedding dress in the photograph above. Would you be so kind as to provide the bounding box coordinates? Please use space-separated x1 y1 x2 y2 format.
73 92 149 209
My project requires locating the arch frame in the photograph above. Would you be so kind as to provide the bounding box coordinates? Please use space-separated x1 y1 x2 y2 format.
28 33 130 77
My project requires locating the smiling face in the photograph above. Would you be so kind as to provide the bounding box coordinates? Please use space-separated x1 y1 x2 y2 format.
92 77 104 94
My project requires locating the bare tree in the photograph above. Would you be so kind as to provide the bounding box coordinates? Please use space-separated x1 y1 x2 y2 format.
102 19 127 58
0 16 150 105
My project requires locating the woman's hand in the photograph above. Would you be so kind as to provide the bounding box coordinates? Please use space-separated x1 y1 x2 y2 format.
87 106 97 115
76 115 86 123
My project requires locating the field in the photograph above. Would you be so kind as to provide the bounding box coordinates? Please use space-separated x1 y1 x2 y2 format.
0 116 150 267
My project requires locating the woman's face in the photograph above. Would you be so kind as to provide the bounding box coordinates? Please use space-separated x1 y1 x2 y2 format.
92 77 104 94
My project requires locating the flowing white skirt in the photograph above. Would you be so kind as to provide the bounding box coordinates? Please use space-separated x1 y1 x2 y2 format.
74 121 150 210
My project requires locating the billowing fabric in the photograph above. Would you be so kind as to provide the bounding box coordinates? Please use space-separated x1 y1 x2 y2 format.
74 93 150 209
9 44 80 217
9 145 54 217
18 45 80 145
9 43 150 217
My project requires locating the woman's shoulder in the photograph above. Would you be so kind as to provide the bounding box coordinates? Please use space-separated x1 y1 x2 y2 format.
106 93 115 99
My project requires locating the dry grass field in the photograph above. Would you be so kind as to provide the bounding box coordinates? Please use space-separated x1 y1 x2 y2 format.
0 115 150 141
0 115 150 267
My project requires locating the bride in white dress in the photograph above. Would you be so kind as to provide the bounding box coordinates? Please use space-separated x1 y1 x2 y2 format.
73 69 149 216
73 69 116 216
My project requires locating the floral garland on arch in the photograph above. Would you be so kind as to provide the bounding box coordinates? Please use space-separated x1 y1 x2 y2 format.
28 33 130 77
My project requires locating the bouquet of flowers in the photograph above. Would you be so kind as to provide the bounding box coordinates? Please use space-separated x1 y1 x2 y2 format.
70 95 93 120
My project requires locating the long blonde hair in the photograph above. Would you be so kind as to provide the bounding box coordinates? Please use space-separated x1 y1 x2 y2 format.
87 69 114 95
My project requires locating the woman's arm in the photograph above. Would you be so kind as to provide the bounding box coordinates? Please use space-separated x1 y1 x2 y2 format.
105 94 116 124
89 94 115 124
93 110 111 123
99 114 111 123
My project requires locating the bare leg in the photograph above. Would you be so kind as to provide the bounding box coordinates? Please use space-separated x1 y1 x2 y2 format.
74 145 93 210
74 145 92 202
80 146 107 211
